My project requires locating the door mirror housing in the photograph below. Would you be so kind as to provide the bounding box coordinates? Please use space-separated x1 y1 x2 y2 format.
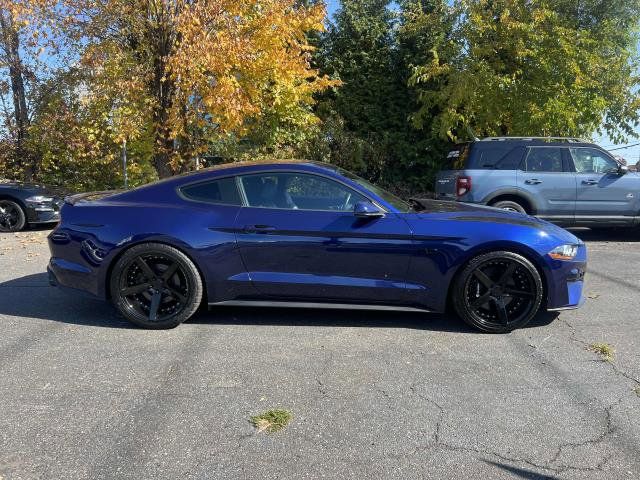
354 201 384 218
617 164 629 175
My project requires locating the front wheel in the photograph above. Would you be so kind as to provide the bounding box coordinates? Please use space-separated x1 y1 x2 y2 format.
452 251 544 333
0 200 26 232
110 243 203 329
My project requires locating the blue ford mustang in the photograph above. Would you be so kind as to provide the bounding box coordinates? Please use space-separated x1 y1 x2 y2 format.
47 160 586 332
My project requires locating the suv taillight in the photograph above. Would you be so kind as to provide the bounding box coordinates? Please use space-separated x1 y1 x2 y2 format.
456 176 471 197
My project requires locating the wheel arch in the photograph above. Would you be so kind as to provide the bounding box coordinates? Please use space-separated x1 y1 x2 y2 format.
483 189 539 215
446 241 550 310
0 194 27 212
104 238 208 304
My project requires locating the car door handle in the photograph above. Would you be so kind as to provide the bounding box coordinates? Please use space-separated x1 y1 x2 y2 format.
244 224 277 233
524 179 542 185
582 179 598 185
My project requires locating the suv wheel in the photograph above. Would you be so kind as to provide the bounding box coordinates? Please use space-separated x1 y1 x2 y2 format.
492 200 527 214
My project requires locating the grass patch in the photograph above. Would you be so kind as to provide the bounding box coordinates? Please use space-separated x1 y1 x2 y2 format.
250 409 292 433
588 343 615 362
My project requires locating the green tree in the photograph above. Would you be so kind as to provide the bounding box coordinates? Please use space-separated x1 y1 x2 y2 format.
311 0 451 194
410 0 640 142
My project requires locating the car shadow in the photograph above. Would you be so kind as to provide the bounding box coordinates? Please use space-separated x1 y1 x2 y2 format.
0 273 558 333
568 227 640 243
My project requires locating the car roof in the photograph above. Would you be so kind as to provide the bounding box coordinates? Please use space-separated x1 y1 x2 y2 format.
150 160 343 187
196 159 339 174
466 138 602 149
109 160 348 200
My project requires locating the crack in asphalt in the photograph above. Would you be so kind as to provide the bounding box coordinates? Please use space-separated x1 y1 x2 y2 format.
546 397 623 473
404 380 621 476
562 318 640 388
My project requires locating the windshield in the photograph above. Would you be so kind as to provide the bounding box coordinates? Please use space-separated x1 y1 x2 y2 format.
337 168 412 213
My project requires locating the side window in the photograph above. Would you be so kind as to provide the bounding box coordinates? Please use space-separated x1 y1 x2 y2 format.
570 148 618 174
180 177 241 205
525 148 564 172
240 172 366 211
495 146 526 170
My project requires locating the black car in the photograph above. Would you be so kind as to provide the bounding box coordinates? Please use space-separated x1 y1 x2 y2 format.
0 180 64 232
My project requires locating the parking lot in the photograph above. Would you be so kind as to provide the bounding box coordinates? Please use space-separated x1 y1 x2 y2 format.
0 227 639 480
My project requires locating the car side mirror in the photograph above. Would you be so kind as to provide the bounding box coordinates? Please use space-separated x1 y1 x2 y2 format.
354 201 384 218
617 164 629 175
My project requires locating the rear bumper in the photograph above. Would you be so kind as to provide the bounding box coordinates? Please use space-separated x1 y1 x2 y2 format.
47 257 101 298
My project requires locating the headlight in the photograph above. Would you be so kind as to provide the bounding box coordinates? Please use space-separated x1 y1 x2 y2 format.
25 195 54 203
548 244 579 261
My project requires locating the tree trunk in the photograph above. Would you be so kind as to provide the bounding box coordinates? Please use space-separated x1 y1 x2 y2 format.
148 11 177 179
0 9 32 180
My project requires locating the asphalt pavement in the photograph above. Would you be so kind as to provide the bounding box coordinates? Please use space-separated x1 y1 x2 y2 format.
0 227 639 480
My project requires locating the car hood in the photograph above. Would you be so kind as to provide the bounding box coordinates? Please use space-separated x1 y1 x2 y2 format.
408 199 582 244
0 180 65 197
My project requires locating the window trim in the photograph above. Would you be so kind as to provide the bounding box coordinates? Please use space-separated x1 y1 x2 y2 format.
177 176 243 207
236 170 386 213
522 146 568 173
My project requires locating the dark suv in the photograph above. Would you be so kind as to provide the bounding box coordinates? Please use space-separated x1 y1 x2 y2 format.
435 137 639 227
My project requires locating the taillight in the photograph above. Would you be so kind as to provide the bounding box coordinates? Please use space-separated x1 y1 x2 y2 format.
456 176 471 196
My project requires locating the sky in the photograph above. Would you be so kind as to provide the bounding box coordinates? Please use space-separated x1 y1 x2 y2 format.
322 0 640 164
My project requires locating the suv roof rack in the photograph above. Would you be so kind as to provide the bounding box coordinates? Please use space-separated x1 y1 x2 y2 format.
480 136 587 143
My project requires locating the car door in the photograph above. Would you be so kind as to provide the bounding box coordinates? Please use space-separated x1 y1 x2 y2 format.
233 171 413 304
570 147 639 223
517 146 576 225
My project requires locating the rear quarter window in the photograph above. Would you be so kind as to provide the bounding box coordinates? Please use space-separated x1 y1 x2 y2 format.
180 177 242 205
445 144 470 169
468 144 525 169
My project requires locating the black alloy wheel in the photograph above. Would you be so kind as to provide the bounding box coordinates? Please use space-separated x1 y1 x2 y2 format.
110 243 203 329
453 251 543 333
0 200 26 232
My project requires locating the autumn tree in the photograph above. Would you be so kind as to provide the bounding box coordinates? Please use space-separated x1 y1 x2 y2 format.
0 1 43 179
58 0 332 179
410 0 640 142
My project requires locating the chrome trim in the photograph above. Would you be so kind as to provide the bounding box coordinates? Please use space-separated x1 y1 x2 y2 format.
209 300 430 313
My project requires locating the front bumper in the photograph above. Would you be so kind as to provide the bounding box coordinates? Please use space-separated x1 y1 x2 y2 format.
26 199 63 224
545 247 587 311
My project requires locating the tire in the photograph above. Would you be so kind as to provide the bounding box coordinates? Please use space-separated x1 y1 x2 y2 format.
491 200 527 214
452 251 544 333
0 199 26 232
110 243 203 329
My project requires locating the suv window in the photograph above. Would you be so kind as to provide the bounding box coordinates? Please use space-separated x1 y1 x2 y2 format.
240 172 366 211
525 147 564 172
180 177 241 205
570 148 618 174
459 143 526 170
445 144 470 169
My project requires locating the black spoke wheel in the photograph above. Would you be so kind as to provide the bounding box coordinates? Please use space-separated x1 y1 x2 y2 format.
0 200 26 232
110 243 203 329
452 251 543 333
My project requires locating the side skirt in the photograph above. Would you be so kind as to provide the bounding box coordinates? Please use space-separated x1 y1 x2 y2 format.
208 300 431 313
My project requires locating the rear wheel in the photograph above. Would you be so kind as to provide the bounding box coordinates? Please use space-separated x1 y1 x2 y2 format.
452 251 543 333
0 200 26 232
491 200 527 214
110 243 203 329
